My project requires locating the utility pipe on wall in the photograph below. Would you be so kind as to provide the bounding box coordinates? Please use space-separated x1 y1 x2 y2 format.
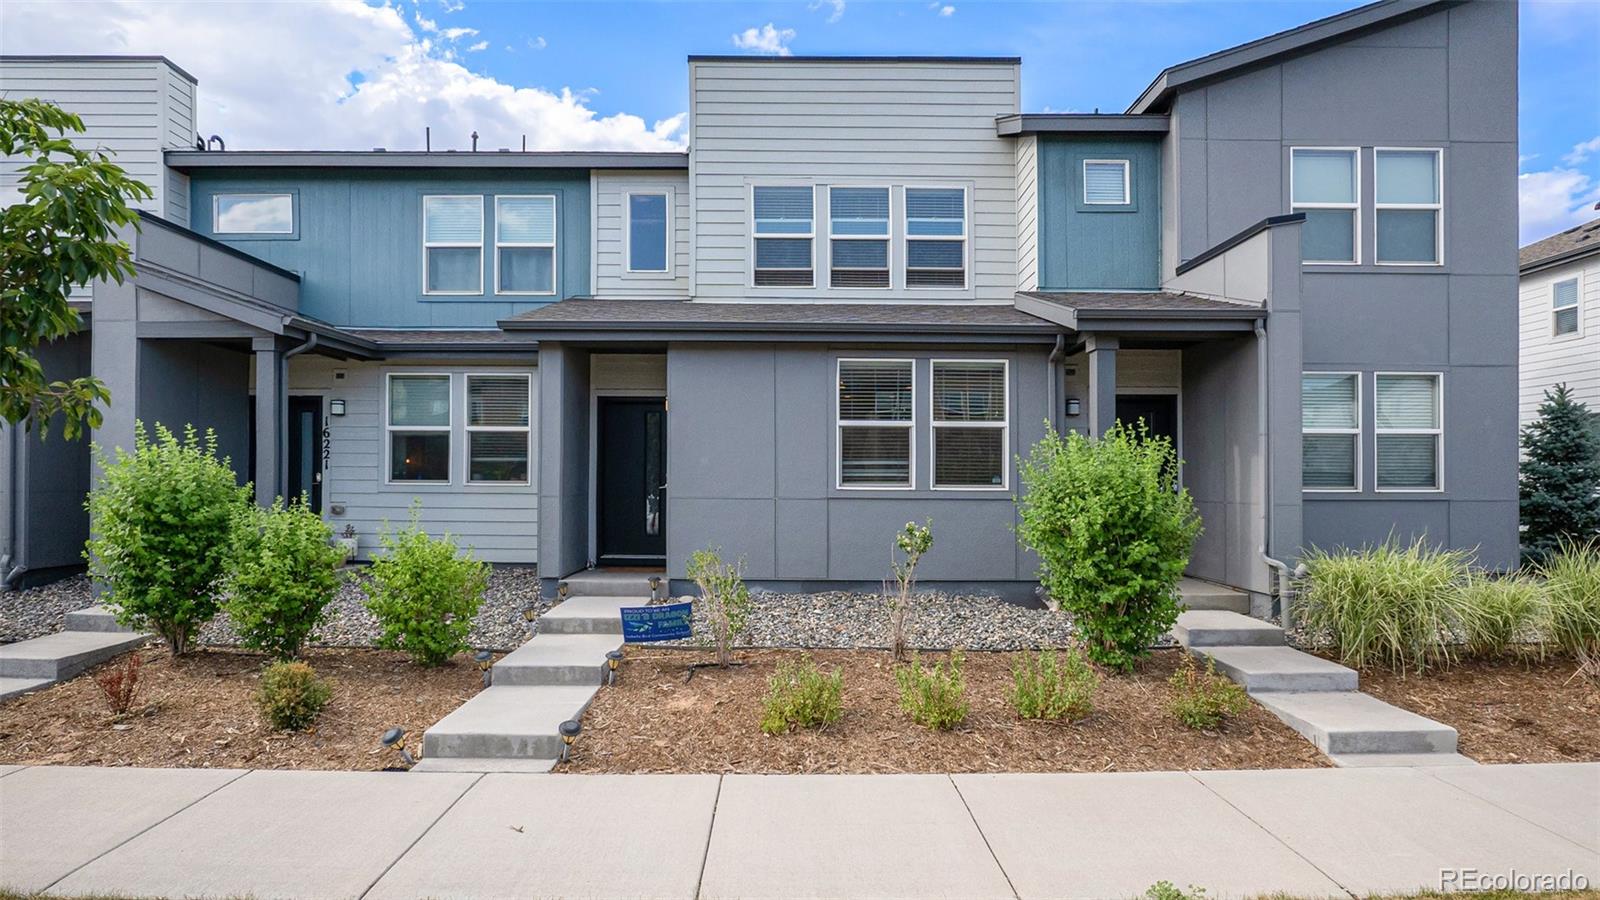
1046 332 1066 433
1255 319 1300 628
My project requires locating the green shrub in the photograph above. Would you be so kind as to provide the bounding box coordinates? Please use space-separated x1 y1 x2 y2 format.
687 548 751 668
1016 424 1201 672
760 655 844 735
1168 654 1248 730
1458 573 1544 658
85 422 249 654
1519 384 1600 566
1143 882 1207 900
364 504 490 666
257 660 331 730
894 649 968 730
222 497 345 660
1297 538 1474 673
1539 540 1600 668
1009 648 1098 721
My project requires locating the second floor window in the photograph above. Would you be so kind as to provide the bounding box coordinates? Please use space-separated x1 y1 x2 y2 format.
213 193 293 234
1553 278 1580 336
496 195 557 295
1082 160 1131 205
627 192 670 274
829 186 890 288
1291 149 1358 264
1375 149 1442 265
753 185 815 287
423 195 484 294
905 187 967 288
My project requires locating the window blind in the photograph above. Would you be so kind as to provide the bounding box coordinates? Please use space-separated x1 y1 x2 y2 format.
1554 279 1579 335
753 186 813 233
1375 373 1440 489
1303 434 1357 489
424 197 482 243
497 196 555 244
933 362 1005 421
838 361 912 421
1302 374 1357 429
467 376 529 427
905 188 964 235
389 375 451 427
830 187 889 235
1375 375 1438 429
1083 161 1128 204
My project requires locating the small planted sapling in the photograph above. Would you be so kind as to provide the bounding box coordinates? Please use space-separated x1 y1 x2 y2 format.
687 548 751 668
885 520 933 661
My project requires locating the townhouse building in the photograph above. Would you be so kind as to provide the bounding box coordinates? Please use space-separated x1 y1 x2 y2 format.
1518 216 1600 427
0 0 1519 611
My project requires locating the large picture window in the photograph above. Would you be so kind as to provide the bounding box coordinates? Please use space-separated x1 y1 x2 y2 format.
1375 149 1442 265
837 359 913 488
423 196 483 294
753 185 815 287
1302 373 1360 491
626 192 670 274
1375 373 1442 491
829 186 890 288
931 360 1008 489
495 195 556 294
1291 148 1358 264
466 375 531 483
388 374 451 483
904 187 967 288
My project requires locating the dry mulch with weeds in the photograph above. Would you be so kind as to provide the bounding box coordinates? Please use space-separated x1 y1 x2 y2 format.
0 643 486 770
563 647 1327 774
1353 655 1600 764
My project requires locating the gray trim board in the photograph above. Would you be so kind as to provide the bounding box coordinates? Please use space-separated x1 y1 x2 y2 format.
165 151 689 171
135 211 301 283
996 114 1170 136
1174 214 1306 277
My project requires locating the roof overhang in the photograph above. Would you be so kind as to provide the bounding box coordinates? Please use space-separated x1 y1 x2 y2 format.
996 114 1169 137
1521 243 1600 277
165 150 689 171
1014 292 1265 333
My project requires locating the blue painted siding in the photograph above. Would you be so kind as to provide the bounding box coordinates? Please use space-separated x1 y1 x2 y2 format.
1038 136 1162 291
188 170 591 327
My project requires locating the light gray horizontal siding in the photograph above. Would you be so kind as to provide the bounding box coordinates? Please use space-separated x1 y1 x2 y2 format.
592 170 691 299
1519 257 1600 426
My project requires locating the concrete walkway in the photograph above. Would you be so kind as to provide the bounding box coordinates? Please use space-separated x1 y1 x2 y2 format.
2 763 1594 899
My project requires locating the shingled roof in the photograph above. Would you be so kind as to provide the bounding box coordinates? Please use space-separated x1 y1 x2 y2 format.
499 299 1057 335
1520 216 1600 274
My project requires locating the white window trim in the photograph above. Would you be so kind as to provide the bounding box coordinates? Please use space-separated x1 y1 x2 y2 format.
1374 147 1444 267
623 189 673 278
1374 371 1444 493
1551 275 1583 338
464 372 533 486
1302 371 1362 493
1289 147 1361 266
827 184 893 290
930 358 1010 492
385 371 453 486
903 183 969 291
1082 159 1131 206
750 182 816 289
212 192 294 235
494 194 558 296
835 357 914 491
422 195 484 296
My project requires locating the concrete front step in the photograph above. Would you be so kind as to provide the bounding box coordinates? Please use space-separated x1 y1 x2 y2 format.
538 595 639 635
1193 645 1359 693
1329 751 1478 768
492 633 625 686
0 676 53 702
0 631 150 681
1177 578 1250 614
561 570 664 598
1253 691 1459 756
410 756 558 774
1172 610 1284 648
422 684 598 760
63 605 135 634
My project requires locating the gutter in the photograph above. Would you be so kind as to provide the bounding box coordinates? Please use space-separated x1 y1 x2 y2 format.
1047 333 1067 433
2 423 22 591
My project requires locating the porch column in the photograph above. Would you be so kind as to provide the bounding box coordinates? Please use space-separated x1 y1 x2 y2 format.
252 336 285 506
1085 334 1119 438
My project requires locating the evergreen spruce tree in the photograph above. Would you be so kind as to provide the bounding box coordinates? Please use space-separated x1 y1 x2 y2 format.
1519 384 1600 565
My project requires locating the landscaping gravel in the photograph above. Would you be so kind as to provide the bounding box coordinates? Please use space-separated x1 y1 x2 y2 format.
0 575 93 643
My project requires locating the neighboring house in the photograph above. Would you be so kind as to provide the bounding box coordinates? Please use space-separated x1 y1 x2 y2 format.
0 0 1519 610
1518 215 1600 427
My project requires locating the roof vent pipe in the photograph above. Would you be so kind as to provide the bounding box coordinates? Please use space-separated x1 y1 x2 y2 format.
206 134 225 151
471 130 479 152
425 126 431 152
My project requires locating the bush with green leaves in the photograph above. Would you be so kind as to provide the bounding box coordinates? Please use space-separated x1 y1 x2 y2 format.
1519 384 1600 566
1458 573 1544 658
1168 654 1248 730
257 660 331 730
1009 647 1098 721
222 497 345 660
1016 424 1201 672
687 548 751 668
1297 538 1473 672
85 422 249 655
364 505 490 667
760 655 844 735
1538 540 1600 672
894 649 969 730
1143 882 1207 900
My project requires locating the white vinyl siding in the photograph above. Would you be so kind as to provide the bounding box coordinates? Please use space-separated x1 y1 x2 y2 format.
931 360 1008 490
1519 258 1600 427
837 359 914 489
1375 148 1443 265
422 195 484 295
495 195 557 295
1375 373 1442 491
593 171 690 298
1082 160 1130 205
1016 134 1039 292
1302 373 1360 491
1290 148 1359 264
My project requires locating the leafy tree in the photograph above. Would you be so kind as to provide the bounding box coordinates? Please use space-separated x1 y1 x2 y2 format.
1520 384 1600 565
2 98 151 439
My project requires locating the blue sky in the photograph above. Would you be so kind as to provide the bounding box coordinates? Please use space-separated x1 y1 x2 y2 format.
4 0 1597 242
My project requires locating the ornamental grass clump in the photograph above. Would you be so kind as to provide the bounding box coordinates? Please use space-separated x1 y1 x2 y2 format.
760 655 844 735
1010 647 1098 721
1168 654 1248 730
222 497 346 660
895 650 968 730
1297 537 1473 673
365 504 490 667
257 660 331 731
1016 424 1201 672
1458 573 1544 658
1538 541 1600 677
85 422 249 655
687 548 751 669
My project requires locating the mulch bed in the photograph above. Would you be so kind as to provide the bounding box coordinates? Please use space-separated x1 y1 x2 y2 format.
562 647 1327 774
1353 655 1600 764
0 643 486 770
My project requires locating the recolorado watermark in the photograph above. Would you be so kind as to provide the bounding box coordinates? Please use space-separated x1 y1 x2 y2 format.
1440 868 1590 892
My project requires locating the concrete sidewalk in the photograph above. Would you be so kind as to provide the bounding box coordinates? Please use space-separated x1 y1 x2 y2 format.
1 763 1595 899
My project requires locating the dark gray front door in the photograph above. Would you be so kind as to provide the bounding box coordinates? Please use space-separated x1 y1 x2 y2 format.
597 397 666 565
287 396 324 513
1115 394 1178 448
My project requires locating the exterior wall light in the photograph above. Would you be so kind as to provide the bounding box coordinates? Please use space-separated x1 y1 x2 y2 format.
1066 398 1082 417
474 649 493 687
605 649 624 685
329 399 346 416
381 727 418 769
558 719 582 762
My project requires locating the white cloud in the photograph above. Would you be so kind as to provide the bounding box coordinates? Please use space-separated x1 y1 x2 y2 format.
809 0 845 23
938 5 956 15
466 39 488 52
1563 135 1600 166
529 35 548 50
1520 168 1600 244
437 0 464 11
731 23 795 56
0 0 686 152
439 26 478 41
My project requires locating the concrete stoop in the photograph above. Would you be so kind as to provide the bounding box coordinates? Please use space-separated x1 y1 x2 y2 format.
1174 609 1473 768
61 605 135 634
1177 578 1250 614
0 604 151 703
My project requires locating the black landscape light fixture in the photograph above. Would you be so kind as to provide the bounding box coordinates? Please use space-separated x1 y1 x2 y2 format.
557 581 570 602
474 649 494 687
605 649 624 685
558 719 582 762
520 603 539 636
381 727 418 769
648 575 663 602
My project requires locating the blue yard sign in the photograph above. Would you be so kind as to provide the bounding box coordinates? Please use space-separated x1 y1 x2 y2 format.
620 602 693 642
